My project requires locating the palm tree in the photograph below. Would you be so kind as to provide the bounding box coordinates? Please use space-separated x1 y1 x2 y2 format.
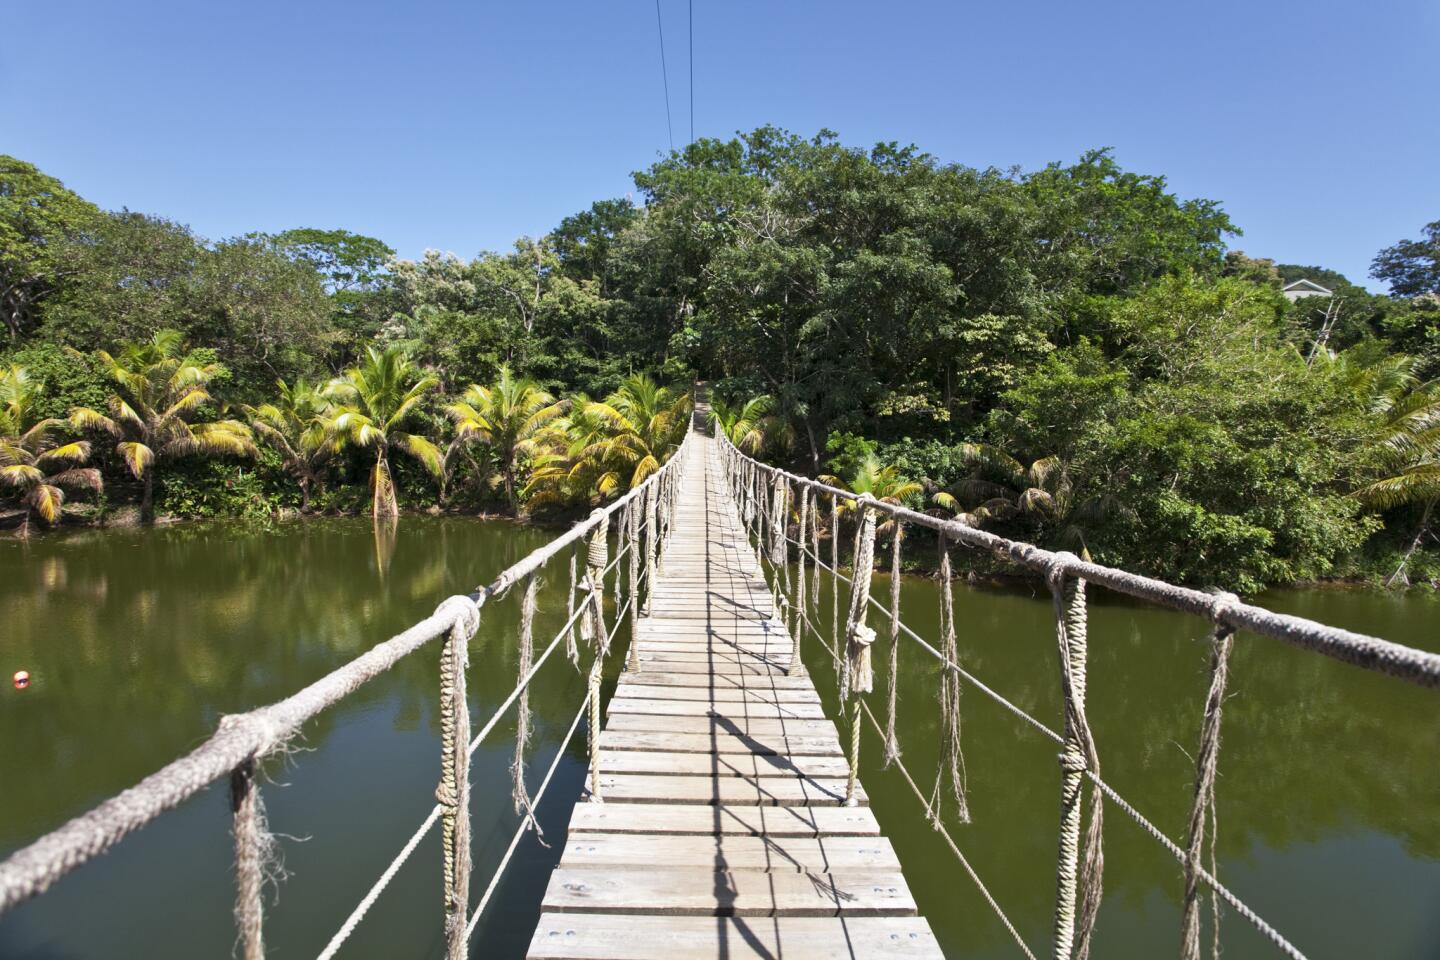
446 364 564 511
931 443 1106 559
69 329 255 522
0 365 101 535
1346 355 1440 586
324 344 443 520
713 394 787 455
243 378 335 511
586 374 692 487
820 454 922 544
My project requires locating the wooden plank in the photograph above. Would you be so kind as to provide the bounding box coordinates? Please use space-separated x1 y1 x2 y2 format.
598 730 843 757
617 672 815 690
528 915 944 959
540 867 916 916
629 661 788 677
558 834 900 872
590 774 861 807
604 713 836 737
612 683 819 703
598 751 850 779
607 698 827 720
566 802 880 837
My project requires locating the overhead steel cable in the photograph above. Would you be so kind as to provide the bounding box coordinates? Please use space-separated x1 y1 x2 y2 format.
654 0 675 151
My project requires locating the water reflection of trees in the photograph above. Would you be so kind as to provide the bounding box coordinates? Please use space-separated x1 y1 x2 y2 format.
0 516 580 851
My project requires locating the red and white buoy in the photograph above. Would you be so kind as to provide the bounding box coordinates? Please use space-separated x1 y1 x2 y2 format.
12 670 30 690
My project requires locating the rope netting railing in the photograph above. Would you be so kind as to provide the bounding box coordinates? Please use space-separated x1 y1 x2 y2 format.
713 425 1440 960
0 430 695 960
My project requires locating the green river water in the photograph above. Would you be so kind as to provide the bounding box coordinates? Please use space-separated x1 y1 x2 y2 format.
1 517 1437 958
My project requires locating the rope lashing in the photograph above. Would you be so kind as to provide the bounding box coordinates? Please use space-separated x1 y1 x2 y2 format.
842 494 879 807
1047 556 1104 960
884 522 904 767
1181 591 1239 960
230 757 274 960
434 593 480 960
643 483 658 614
510 574 545 844
770 471 787 571
931 531 970 824
795 486 809 668
627 499 642 672
565 545 580 669
584 509 610 802
830 494 841 663
809 486 821 611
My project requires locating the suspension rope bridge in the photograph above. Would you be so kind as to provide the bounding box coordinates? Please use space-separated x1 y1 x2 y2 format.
1 386 1437 960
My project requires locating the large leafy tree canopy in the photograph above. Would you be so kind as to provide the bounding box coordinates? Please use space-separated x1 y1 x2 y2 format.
3 131 1438 587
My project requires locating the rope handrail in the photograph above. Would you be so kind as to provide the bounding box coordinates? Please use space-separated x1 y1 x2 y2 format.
714 431 1440 690
710 425 1433 960
0 429 694 935
788 578 1307 960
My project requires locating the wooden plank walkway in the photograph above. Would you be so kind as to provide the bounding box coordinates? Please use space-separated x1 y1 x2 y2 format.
528 429 942 958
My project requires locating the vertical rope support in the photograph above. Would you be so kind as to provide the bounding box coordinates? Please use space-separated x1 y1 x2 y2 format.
830 494 840 661
643 483 658 615
230 757 270 960
565 545 580 669
769 472 787 615
511 574 543 837
795 485 809 667
436 595 480 960
628 499 642 672
884 522 905 767
843 494 878 806
1181 593 1239 960
584 511 610 802
930 532 971 824
1048 557 1104 960
809 487 821 611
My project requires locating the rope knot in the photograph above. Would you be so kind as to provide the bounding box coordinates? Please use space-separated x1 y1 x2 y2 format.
218 710 290 761
1045 550 1080 592
847 622 877 695
1207 589 1241 639
586 509 609 572
435 594 482 642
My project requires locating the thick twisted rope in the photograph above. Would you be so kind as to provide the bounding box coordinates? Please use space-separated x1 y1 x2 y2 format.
436 594 481 960
931 532 971 825
830 494 840 664
794 535 1312 960
795 486 809 671
584 510 610 801
843 495 879 806
230 757 275 960
1049 560 1103 960
885 523 904 767
714 433 1440 690
628 497 641 672
1181 593 1239 960
510 575 545 844
565 545 580 668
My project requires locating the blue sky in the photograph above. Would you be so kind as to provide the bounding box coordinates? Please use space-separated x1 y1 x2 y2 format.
4 0 1436 289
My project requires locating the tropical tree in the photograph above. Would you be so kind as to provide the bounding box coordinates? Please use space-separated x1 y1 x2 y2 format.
0 365 101 534
1346 354 1440 585
585 374 692 487
712 394 787 454
932 443 1106 558
243 378 335 511
324 344 442 520
69 329 255 522
446 364 563 511
819 453 922 547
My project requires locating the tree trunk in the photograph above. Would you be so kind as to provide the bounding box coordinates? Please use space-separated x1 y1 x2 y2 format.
804 419 821 473
504 463 517 514
299 478 311 513
372 453 399 520
1385 499 1435 588
141 471 155 524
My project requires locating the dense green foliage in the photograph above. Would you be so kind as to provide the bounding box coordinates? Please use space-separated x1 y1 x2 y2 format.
3 134 1438 588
